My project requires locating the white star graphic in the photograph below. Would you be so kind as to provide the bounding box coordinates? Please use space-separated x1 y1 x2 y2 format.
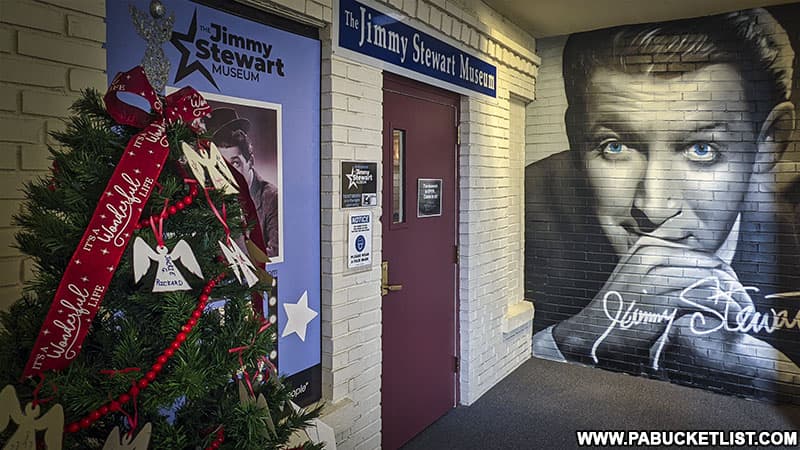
75 259 81 265
101 248 109 255
281 291 317 342
128 151 136 156
134 169 141 174
42 329 50 335
80 276 89 282
107 266 114 272
148 150 154 155
57 309 63 314
105 192 113 197
345 168 359 190
123 232 130 238
100 214 107 219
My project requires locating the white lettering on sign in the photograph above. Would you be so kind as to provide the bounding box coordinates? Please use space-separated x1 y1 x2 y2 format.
591 276 800 370
348 211 372 269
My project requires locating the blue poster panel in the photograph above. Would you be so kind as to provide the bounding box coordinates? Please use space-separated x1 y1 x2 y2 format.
107 0 321 405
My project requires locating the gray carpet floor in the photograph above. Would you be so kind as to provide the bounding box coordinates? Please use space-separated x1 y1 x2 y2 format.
402 357 800 449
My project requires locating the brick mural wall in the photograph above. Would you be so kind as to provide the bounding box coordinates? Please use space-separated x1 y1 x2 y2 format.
526 6 800 403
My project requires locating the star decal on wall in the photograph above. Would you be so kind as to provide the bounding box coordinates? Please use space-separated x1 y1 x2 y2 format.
281 291 317 342
170 9 219 90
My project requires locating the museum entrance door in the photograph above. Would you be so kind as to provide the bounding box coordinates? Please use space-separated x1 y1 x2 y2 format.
381 73 459 449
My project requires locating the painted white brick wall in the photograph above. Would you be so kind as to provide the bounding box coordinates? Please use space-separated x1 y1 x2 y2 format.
458 67 535 405
320 30 385 448
526 35 568 165
0 0 107 312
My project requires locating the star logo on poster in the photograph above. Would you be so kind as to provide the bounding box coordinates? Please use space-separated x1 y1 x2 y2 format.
345 166 374 190
281 291 317 342
170 9 219 90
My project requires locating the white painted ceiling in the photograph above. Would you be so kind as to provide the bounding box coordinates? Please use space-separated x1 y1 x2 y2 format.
481 0 799 37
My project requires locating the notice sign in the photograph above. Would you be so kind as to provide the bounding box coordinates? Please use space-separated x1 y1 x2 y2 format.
417 178 442 218
348 211 372 268
342 161 378 208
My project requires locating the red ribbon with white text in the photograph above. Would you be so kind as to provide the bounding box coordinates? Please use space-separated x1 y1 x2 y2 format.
23 67 211 377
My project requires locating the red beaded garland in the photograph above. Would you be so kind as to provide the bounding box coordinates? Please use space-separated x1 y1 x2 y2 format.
70 275 219 433
205 427 225 450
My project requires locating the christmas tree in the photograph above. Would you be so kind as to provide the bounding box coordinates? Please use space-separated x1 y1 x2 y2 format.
0 71 322 448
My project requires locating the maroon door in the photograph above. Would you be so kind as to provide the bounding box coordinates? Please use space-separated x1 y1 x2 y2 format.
381 74 459 449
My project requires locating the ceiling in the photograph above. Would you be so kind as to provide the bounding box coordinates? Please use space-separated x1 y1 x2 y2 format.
481 0 799 38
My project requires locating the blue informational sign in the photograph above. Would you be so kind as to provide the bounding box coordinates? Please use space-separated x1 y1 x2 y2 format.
107 0 321 404
336 0 497 97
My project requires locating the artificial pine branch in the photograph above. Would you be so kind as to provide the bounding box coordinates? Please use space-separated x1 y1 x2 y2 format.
0 89 321 448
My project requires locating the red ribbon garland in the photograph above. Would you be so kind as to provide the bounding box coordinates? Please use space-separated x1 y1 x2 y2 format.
23 67 212 378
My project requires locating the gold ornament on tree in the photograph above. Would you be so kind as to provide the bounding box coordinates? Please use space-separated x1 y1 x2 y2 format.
102 423 152 450
0 384 64 450
238 380 276 438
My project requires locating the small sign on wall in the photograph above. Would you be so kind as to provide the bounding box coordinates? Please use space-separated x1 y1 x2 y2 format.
348 211 372 268
342 161 378 208
417 179 442 217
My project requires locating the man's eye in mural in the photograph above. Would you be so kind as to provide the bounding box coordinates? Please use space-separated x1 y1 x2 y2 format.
683 142 718 163
597 139 631 159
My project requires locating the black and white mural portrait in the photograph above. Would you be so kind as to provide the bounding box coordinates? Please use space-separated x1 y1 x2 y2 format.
525 5 800 403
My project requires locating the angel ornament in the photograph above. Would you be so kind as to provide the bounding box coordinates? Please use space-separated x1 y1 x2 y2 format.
219 240 259 288
103 423 152 450
181 141 239 195
0 384 64 450
133 237 203 292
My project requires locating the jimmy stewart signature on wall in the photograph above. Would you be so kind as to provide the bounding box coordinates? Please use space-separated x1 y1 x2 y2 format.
593 278 800 370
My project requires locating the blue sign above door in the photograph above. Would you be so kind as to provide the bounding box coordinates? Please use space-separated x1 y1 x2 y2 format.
335 0 497 97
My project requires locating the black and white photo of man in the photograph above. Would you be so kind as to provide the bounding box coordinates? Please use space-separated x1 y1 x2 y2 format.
206 105 280 259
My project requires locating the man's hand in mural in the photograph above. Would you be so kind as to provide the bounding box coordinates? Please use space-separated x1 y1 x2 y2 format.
551 236 754 370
